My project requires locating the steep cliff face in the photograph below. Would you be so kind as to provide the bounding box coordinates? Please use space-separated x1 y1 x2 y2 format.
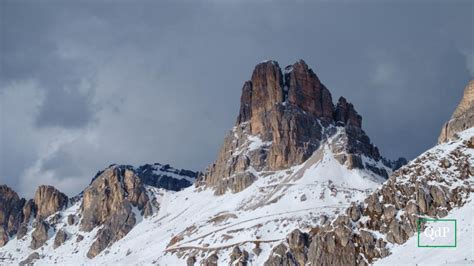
34 185 68 220
439 80 474 143
0 185 25 246
0 185 68 248
199 60 395 194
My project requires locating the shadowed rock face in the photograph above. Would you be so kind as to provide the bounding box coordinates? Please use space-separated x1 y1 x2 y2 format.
199 60 396 194
134 163 197 191
286 60 334 121
439 80 474 143
34 185 68 220
0 185 69 248
80 165 153 258
0 186 24 240
30 220 49 250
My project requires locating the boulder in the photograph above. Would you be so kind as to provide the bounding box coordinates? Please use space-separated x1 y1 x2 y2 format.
30 220 49 249
53 229 68 249
67 214 75 225
202 253 219 266
186 255 196 266
19 252 40 266
34 185 68 220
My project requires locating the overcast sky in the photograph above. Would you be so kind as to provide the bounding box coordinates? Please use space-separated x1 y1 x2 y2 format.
1 1 473 198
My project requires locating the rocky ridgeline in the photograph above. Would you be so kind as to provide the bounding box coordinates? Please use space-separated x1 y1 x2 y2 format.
0 185 68 249
198 60 403 195
439 80 474 143
263 80 474 266
0 163 197 260
81 165 154 258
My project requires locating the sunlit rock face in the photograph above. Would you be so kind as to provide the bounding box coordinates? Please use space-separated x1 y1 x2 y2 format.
439 80 474 143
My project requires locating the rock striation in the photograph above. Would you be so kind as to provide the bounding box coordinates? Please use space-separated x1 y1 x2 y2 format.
199 60 401 194
0 185 25 245
80 165 153 258
34 185 68 220
439 80 474 143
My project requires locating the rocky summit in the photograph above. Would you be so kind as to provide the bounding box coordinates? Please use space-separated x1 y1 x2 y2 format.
199 60 401 195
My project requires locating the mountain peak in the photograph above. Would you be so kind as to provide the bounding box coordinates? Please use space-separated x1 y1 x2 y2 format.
439 79 474 143
201 60 393 194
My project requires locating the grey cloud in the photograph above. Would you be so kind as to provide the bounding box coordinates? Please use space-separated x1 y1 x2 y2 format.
35 87 95 128
1 1 473 197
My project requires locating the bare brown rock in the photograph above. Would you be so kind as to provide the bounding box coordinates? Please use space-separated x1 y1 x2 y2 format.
285 60 334 120
17 224 27 240
0 227 8 246
53 229 68 249
80 165 152 258
248 60 285 135
199 60 389 195
334 97 362 128
34 185 68 220
439 80 474 143
30 220 49 249
67 214 75 225
0 185 27 246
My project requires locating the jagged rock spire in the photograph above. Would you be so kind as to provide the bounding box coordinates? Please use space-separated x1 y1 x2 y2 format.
285 59 334 120
439 80 474 143
335 97 362 128
200 59 389 194
236 60 335 130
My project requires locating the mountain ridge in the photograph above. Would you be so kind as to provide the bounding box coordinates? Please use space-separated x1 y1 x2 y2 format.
1 60 472 265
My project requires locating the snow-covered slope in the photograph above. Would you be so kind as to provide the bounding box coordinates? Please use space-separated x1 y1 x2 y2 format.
0 128 388 265
375 129 474 266
376 194 474 266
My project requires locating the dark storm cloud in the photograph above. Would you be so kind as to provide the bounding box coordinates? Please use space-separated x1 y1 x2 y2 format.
35 87 95 128
0 0 472 197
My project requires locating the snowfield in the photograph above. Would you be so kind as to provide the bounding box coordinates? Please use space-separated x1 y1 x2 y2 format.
376 193 474 266
0 138 386 265
1 129 473 265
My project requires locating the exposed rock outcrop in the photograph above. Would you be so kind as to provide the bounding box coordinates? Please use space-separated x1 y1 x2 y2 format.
80 165 152 258
0 185 30 247
53 229 68 249
199 60 396 194
34 185 68 220
439 80 474 143
134 163 197 191
30 220 49 249
0 185 27 246
19 252 40 266
265 128 473 265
